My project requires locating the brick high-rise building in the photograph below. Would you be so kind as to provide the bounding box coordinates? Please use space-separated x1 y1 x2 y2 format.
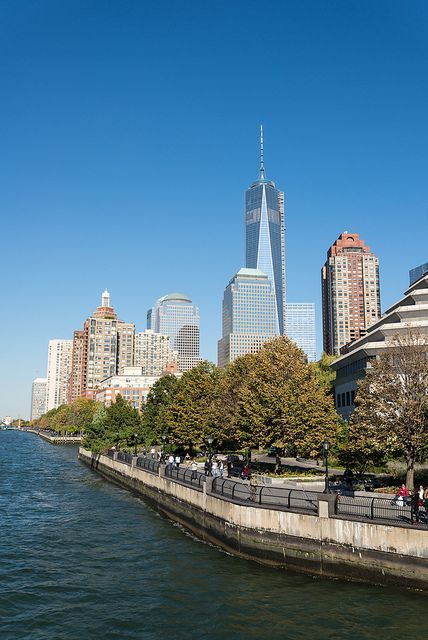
322 232 381 355
68 290 135 400
68 330 85 403
117 322 135 373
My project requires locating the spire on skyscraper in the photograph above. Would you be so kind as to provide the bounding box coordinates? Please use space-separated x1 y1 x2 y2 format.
259 124 265 180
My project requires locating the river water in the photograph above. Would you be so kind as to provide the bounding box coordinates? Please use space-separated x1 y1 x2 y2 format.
0 431 426 640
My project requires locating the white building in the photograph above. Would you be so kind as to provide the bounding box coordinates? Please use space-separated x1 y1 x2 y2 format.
95 366 160 410
286 303 317 362
134 329 178 376
31 378 47 420
332 272 428 421
147 293 200 372
46 339 73 411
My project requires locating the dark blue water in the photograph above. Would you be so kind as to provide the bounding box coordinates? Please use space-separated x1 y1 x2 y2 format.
0 431 426 639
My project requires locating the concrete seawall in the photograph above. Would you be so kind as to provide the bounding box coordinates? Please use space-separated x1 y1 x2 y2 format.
78 448 428 591
28 430 83 444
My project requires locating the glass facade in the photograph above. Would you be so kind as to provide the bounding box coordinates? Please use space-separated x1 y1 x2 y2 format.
218 268 278 367
285 303 317 362
245 177 285 335
409 262 428 286
148 293 200 372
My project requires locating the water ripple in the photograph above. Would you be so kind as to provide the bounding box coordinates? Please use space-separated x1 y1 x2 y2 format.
0 431 426 640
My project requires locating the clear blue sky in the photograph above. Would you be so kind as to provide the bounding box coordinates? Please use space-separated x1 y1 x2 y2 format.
1 0 427 418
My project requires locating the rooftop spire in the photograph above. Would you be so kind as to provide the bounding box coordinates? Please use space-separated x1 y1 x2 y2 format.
102 289 110 307
259 124 265 179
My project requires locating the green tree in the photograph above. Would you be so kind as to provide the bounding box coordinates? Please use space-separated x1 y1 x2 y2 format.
225 338 341 457
336 420 387 475
311 352 337 395
142 374 180 443
83 403 109 452
51 405 72 434
84 395 142 453
104 394 142 447
347 331 428 488
161 362 223 448
68 397 98 433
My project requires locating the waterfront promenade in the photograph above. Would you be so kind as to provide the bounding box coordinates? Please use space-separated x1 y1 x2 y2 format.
25 429 82 444
80 447 428 591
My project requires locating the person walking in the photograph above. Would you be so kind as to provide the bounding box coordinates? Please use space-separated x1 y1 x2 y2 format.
211 459 218 478
142 447 147 459
204 459 211 476
227 460 233 478
168 454 175 469
175 454 181 470
219 460 224 479
411 488 421 523
150 447 156 460
191 460 197 481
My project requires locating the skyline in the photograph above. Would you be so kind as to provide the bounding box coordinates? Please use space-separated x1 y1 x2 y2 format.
2 0 428 417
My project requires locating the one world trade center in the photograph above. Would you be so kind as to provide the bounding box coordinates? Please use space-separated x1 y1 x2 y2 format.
245 127 286 335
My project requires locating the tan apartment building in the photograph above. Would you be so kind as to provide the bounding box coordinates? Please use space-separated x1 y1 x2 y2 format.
322 232 381 355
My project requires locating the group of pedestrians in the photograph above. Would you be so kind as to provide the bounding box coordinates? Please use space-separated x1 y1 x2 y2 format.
395 483 428 522
204 458 224 478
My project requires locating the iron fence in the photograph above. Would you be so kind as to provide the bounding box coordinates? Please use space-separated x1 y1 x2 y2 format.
117 451 134 465
211 478 319 514
135 456 160 474
104 451 428 528
165 464 206 489
335 493 427 525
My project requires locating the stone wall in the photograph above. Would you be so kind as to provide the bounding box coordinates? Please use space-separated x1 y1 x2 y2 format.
78 448 428 590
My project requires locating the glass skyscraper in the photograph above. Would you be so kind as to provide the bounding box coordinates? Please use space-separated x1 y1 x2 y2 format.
245 127 285 335
218 268 278 367
286 303 317 363
147 293 200 372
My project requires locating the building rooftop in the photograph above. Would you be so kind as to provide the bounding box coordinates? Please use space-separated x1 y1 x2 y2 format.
236 268 268 278
157 293 192 304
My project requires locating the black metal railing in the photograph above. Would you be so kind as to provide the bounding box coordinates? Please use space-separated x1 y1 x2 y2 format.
104 452 428 528
335 494 427 525
211 478 319 514
117 451 134 465
135 456 160 474
165 464 206 489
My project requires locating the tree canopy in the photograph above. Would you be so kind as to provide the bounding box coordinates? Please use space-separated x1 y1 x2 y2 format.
343 331 428 487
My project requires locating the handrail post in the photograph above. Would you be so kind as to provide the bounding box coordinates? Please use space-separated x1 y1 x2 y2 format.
259 485 264 505
371 498 375 520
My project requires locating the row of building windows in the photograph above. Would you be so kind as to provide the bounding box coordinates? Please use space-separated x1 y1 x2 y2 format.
336 390 356 407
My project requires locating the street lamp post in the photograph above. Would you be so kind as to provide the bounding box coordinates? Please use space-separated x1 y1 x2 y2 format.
161 433 166 460
323 440 330 494
133 433 138 455
207 436 213 463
